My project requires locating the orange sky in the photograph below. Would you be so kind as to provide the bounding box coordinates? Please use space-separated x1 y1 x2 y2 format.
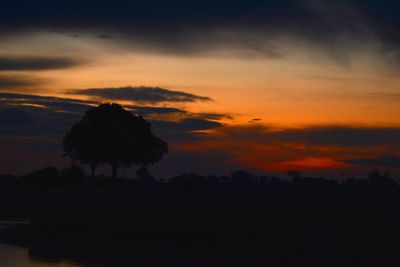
3 32 400 127
1 31 400 175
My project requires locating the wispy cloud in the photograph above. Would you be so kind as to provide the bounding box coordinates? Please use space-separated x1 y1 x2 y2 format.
1 0 400 63
0 92 229 174
172 124 400 172
70 86 212 104
0 56 84 71
344 156 400 168
0 92 225 145
2 92 400 174
0 74 47 89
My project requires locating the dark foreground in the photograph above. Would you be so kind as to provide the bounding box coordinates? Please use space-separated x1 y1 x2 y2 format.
1 172 400 266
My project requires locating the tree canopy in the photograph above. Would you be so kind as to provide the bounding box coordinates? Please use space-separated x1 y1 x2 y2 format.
63 103 168 178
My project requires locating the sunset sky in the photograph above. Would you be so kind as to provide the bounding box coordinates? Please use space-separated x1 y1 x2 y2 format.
1 0 400 177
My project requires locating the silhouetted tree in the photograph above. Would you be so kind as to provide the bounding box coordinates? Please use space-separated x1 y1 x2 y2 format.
63 121 103 178
367 169 398 191
20 166 60 186
368 169 381 180
61 165 85 184
136 166 155 184
288 170 301 183
31 166 60 180
63 103 168 179
230 170 254 184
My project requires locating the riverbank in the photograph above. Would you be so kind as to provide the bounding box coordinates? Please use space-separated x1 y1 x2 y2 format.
1 186 400 266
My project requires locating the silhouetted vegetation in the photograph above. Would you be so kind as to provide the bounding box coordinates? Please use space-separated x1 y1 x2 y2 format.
1 167 400 266
2 165 398 193
63 103 168 178
1 104 400 266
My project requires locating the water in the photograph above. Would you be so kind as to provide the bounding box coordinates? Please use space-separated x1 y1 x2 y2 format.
0 221 84 267
0 221 30 230
0 244 82 267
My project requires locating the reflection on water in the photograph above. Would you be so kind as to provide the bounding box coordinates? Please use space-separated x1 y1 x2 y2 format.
0 222 84 267
0 244 83 267
0 221 29 230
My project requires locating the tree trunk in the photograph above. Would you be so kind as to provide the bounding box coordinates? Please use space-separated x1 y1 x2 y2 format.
111 163 118 179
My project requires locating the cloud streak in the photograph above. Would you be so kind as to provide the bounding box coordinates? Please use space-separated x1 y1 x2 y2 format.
344 156 400 168
0 56 83 71
2 92 400 174
214 125 400 148
0 92 224 142
269 126 400 147
1 0 400 62
175 124 400 172
70 86 212 104
0 75 46 89
0 92 227 174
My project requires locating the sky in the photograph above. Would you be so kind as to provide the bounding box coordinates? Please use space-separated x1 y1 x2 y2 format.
1 0 400 178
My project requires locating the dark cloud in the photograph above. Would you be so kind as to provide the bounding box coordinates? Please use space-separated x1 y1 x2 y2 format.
217 125 400 148
0 56 83 71
97 34 112 39
0 93 95 114
1 1 400 60
344 156 400 168
151 118 224 141
4 91 400 175
176 125 400 174
70 86 212 104
0 105 77 138
129 106 187 116
4 95 397 151
271 126 400 147
194 113 234 121
0 75 46 89
155 118 223 132
125 107 232 123
0 92 229 174
0 94 92 137
0 92 224 144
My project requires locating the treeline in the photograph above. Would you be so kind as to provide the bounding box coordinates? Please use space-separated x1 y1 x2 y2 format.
1 166 400 267
0 166 398 193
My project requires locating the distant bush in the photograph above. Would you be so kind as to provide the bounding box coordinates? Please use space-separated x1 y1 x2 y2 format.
61 165 86 185
5 166 399 194
18 166 60 186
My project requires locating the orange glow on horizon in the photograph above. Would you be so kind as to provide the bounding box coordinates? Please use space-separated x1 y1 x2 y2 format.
265 158 350 171
2 32 400 174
